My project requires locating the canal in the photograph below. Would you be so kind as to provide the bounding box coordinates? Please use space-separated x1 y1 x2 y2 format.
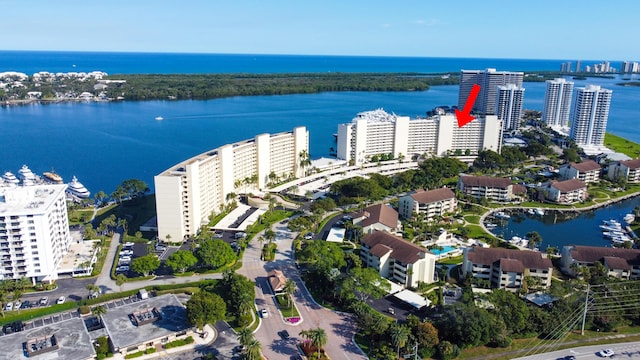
487 196 640 250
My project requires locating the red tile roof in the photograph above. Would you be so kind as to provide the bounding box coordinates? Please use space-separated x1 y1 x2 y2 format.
268 269 287 292
460 175 512 189
498 258 525 273
410 188 455 204
369 243 393 258
621 158 640 170
569 245 640 266
603 256 632 270
569 160 601 172
359 203 398 229
362 231 429 264
550 179 587 192
512 184 527 194
466 247 552 270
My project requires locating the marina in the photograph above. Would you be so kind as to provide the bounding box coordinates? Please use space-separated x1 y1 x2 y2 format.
1 165 90 201
485 196 640 250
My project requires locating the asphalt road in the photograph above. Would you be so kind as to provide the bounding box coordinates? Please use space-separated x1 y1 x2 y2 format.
512 341 640 360
238 221 367 360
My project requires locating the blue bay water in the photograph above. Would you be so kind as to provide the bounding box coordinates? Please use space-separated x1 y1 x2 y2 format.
1 51 640 250
0 51 573 74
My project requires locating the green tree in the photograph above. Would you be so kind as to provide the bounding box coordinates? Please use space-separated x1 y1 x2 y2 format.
94 190 107 206
92 305 107 322
389 323 410 358
344 267 390 301
165 250 198 273
115 179 150 199
244 339 262 360
115 273 127 292
237 327 255 346
197 238 237 269
130 254 160 276
283 279 296 307
525 231 543 249
86 284 99 298
83 224 97 239
300 327 328 359
186 292 227 330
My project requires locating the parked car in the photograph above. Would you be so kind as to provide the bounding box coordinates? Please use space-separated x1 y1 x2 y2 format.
234 232 247 239
259 309 269 318
304 232 314 240
119 256 132 262
598 349 614 357
2 321 22 334
278 330 290 339
4 302 13 311
13 300 21 309
116 266 130 272
56 296 65 305
20 300 31 309
123 242 134 247
39 297 48 306
119 250 133 256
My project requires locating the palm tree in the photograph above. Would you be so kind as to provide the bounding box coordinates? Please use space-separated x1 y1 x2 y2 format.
264 229 276 246
86 284 99 298
237 299 254 321
92 305 107 324
299 150 311 176
115 274 127 292
237 327 255 346
244 339 261 360
283 279 296 307
300 328 327 359
389 323 410 358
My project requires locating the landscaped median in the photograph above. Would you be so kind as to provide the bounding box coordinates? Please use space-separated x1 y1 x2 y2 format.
275 293 301 324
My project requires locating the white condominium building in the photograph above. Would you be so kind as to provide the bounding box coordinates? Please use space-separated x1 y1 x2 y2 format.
155 127 308 242
496 84 525 132
570 85 612 146
542 78 574 128
459 68 524 115
0 184 71 284
336 109 502 166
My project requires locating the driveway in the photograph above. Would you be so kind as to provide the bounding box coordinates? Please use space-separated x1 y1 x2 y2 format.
237 221 367 360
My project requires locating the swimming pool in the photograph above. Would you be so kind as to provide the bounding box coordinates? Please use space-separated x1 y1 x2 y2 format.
430 245 457 256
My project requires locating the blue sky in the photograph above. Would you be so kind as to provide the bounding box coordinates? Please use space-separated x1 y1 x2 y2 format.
2 0 639 60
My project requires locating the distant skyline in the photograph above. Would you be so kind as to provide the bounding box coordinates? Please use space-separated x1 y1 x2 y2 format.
3 0 640 60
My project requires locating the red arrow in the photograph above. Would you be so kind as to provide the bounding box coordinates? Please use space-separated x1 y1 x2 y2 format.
455 84 480 127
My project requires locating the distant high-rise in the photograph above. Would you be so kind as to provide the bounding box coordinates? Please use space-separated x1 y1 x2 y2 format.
458 69 524 115
496 84 525 132
542 78 574 128
575 60 581 73
570 85 612 146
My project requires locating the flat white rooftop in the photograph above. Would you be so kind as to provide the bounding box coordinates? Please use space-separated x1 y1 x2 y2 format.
326 227 345 242
0 184 66 215
581 144 631 161
393 289 430 309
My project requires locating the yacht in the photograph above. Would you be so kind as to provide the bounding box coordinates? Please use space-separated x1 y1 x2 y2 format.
155 116 164 121
17 165 37 186
534 208 545 216
66 176 91 199
494 211 511 219
623 213 635 224
2 171 19 185
42 170 63 184
527 208 535 215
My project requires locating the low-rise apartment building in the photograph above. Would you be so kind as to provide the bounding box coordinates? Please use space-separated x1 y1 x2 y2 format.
608 158 640 183
462 246 553 291
543 179 587 204
360 231 437 288
558 160 601 183
398 188 456 220
560 245 640 279
351 203 399 234
457 175 526 202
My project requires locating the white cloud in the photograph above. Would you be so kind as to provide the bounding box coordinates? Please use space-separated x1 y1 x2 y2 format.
415 19 440 27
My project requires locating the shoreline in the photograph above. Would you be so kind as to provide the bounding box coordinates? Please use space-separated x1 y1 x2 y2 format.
479 191 640 244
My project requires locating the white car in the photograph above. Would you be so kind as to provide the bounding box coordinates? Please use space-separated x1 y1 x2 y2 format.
4 302 13 311
116 266 130 272
39 297 48 306
56 296 65 305
598 349 614 357
119 250 133 256
259 309 269 318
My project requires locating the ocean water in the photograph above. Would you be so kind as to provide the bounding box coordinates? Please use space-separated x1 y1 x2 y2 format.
0 51 573 75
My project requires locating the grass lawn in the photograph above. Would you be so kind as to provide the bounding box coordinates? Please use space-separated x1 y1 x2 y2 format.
68 208 95 225
94 195 156 239
604 133 640 158
464 215 481 224
437 255 463 265
275 294 299 318
463 224 493 239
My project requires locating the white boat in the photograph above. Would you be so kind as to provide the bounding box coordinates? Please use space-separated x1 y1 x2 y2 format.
527 209 535 215
66 176 91 199
495 211 511 219
603 219 621 227
42 170 63 184
485 223 497 229
2 171 19 185
623 213 635 224
602 230 627 238
534 208 545 216
17 165 37 186
600 224 623 231
155 116 164 121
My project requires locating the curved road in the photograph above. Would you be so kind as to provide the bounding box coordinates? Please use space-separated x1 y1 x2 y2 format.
238 222 367 360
